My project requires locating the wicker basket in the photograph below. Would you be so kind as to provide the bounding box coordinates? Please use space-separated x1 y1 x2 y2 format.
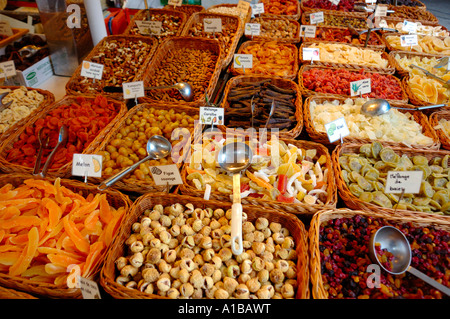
388 50 448 78
206 3 252 25
180 11 242 70
0 285 38 299
221 75 303 139
164 4 205 17
429 110 450 150
230 40 299 81
298 64 409 103
299 42 395 74
377 16 442 31
0 86 55 145
139 37 222 108
301 9 369 28
388 4 438 22
332 142 450 222
0 173 132 299
123 8 188 40
402 75 450 107
245 16 300 43
0 95 127 178
180 137 337 216
90 102 200 194
259 0 302 21
100 192 310 299
382 32 449 54
301 25 386 50
304 95 440 149
309 208 450 299
65 35 158 101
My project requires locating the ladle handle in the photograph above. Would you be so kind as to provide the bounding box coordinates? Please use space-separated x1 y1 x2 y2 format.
394 104 445 111
408 266 450 297
231 202 244 256
97 155 152 191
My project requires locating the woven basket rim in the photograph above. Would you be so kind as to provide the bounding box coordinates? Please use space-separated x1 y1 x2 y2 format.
388 50 449 77
331 142 450 222
309 207 449 299
221 74 303 139
231 40 299 80
303 95 441 149
402 75 450 107
123 8 188 36
0 173 132 299
429 110 450 150
100 192 310 299
0 95 127 178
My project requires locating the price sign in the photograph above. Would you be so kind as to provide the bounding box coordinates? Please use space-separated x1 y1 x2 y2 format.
400 34 418 46
123 81 145 100
402 20 417 33
72 154 102 178
350 78 371 96
325 117 349 143
150 164 183 186
302 47 320 61
78 276 102 299
168 0 182 6
200 106 224 125
375 5 388 17
80 61 103 80
237 0 251 19
234 54 253 69
0 60 16 78
135 20 162 35
385 171 423 194
251 3 264 16
310 11 324 24
204 18 222 33
300 25 316 38
329 0 340 5
245 23 261 36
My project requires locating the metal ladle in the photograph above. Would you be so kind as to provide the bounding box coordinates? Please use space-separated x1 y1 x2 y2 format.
409 64 450 89
37 125 69 178
369 226 450 296
360 99 445 117
217 142 253 255
103 82 194 102
97 135 172 191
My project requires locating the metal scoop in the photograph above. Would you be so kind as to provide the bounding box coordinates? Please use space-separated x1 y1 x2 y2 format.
369 226 450 296
18 44 49 58
97 135 172 191
103 82 194 102
217 142 253 255
409 64 450 88
0 92 13 111
433 57 449 69
37 125 68 178
33 127 50 175
360 99 445 116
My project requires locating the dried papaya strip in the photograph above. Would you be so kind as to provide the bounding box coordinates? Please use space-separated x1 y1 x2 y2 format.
0 215 41 230
82 241 105 277
9 226 39 276
84 209 99 231
0 198 39 210
24 179 56 196
0 183 13 193
63 217 90 254
54 178 72 208
72 193 100 218
99 194 113 224
39 220 64 246
101 210 124 246
37 247 81 260
44 263 66 275
21 264 47 277
47 253 84 269
0 190 18 201
0 206 21 220
8 233 29 245
0 251 21 266
42 198 63 232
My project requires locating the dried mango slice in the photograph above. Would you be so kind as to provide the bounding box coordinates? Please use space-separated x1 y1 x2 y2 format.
63 217 90 254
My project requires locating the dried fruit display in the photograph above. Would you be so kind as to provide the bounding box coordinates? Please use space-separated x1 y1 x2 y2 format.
302 0 356 12
301 68 404 101
319 215 449 298
260 0 299 16
310 27 384 46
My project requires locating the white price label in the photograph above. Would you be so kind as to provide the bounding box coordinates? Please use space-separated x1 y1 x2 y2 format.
237 0 251 19
375 5 388 17
300 25 316 38
251 3 265 16
365 0 376 3
245 23 261 36
329 0 340 5
168 0 182 6
72 154 102 178
400 34 418 46
80 61 103 80
123 81 145 100
302 47 320 61
150 164 183 186
200 106 224 125
350 78 371 96
402 20 417 33
204 18 222 33
310 11 324 24
385 171 423 194
325 117 349 143
234 54 253 69
135 20 162 35
78 276 101 299
0 60 16 78
0 21 13 37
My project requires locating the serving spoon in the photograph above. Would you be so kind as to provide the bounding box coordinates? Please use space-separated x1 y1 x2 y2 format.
369 226 450 296
360 99 444 117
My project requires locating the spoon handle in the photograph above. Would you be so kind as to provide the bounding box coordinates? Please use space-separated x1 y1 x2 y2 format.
408 267 450 297
394 104 445 111
97 155 152 191
231 202 244 256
